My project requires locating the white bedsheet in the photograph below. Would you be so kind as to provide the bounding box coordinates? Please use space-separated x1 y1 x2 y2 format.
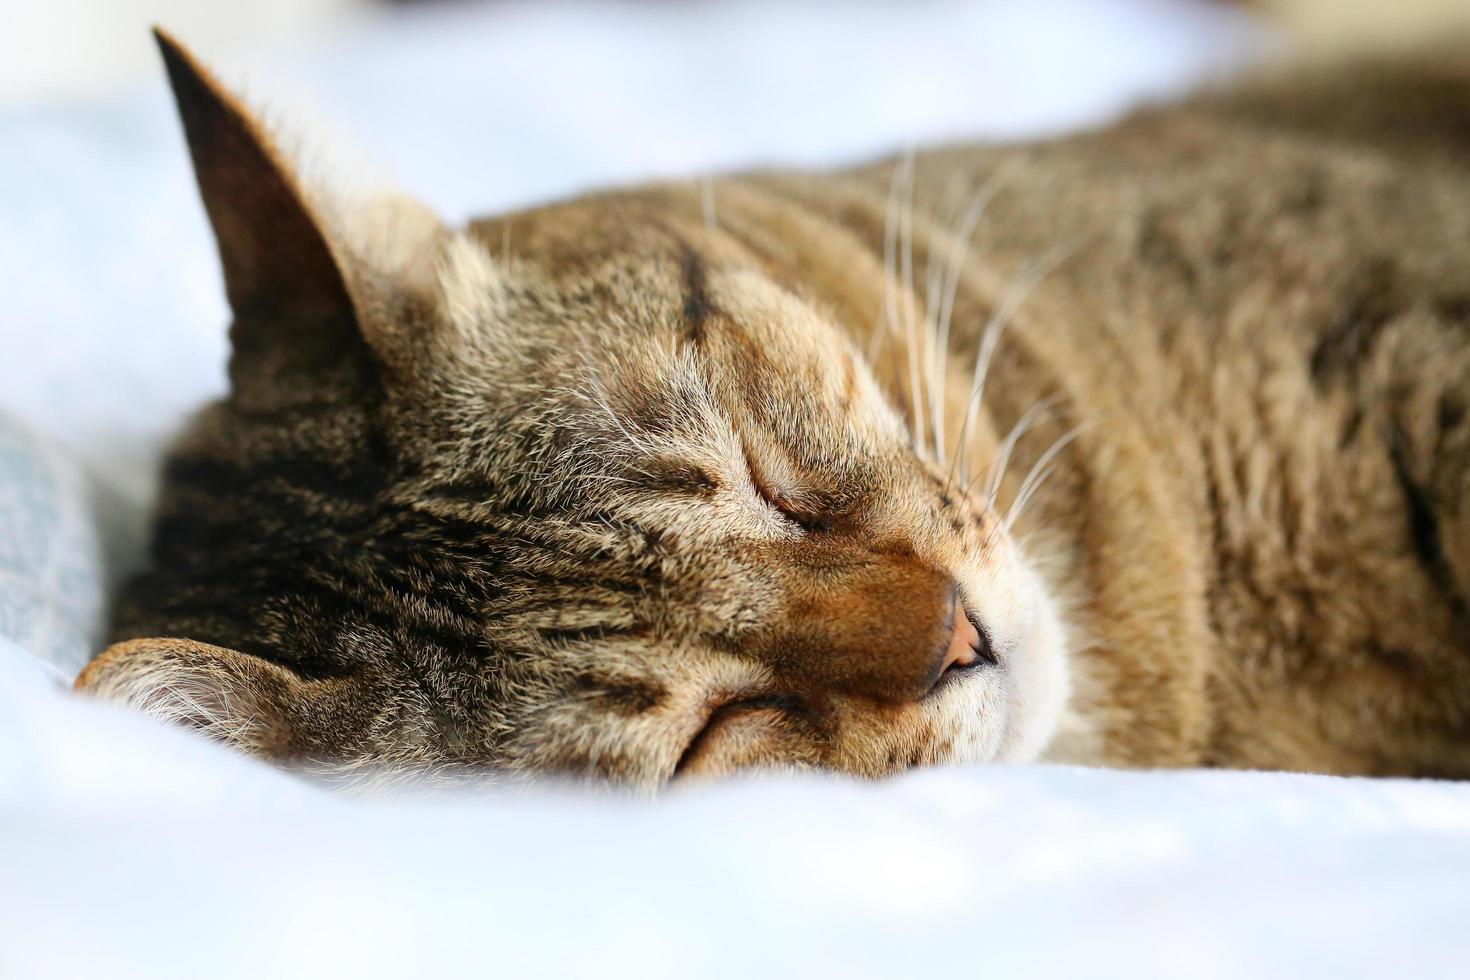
6 2 1468 977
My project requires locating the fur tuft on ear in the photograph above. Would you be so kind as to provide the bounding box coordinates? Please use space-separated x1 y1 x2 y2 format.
76 638 338 759
436 233 508 341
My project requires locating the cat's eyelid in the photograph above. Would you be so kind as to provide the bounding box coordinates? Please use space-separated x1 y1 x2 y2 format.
741 439 830 532
741 438 789 505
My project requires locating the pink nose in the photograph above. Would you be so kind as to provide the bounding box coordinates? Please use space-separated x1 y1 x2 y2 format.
941 602 991 673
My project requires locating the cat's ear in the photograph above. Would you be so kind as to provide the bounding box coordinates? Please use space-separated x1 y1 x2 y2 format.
75 637 350 759
154 28 383 410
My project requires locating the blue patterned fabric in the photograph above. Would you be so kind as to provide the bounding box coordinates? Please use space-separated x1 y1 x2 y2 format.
0 416 106 679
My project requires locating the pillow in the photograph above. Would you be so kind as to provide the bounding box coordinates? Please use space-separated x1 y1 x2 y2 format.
0 414 107 681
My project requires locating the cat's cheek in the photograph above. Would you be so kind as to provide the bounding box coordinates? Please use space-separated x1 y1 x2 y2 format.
672 708 818 782
928 674 1011 767
993 579 1071 763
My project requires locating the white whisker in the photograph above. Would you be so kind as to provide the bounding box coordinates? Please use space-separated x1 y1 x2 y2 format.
962 395 1061 504
946 238 1079 496
897 149 928 460
873 154 910 365
926 256 947 465
932 166 1014 471
924 173 973 467
1003 422 1089 534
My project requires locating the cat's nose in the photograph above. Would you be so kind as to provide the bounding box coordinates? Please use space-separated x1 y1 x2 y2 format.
756 544 988 703
941 601 985 675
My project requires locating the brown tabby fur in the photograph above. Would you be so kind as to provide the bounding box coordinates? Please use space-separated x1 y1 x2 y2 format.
76 28 1470 786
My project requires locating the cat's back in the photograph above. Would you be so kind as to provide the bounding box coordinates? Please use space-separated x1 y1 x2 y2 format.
919 47 1470 328
977 51 1470 775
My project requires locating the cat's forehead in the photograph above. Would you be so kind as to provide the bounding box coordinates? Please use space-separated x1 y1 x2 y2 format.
428 209 697 365
435 202 859 381
423 231 702 424
402 190 906 482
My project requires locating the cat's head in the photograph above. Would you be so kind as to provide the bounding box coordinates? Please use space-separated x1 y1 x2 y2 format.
76 32 1070 788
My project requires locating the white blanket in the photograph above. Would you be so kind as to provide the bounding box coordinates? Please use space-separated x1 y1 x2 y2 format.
6 649 1470 979
6 2 1468 977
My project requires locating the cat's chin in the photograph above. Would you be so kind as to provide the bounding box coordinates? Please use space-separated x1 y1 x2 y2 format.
913 572 1068 770
993 573 1071 763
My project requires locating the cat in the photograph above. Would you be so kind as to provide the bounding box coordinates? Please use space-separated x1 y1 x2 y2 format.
76 23 1470 787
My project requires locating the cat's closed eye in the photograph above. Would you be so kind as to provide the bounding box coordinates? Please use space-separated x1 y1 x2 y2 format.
742 440 835 533
674 694 814 780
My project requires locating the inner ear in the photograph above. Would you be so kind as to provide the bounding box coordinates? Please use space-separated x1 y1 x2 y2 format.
76 637 338 760
154 28 378 410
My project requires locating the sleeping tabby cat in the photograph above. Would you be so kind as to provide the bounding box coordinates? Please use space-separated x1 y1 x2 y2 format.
76 26 1470 785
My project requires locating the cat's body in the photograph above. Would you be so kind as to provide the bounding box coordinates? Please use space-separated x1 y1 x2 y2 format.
78 32 1470 783
841 56 1470 775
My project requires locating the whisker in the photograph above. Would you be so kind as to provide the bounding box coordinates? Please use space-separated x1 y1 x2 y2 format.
923 174 969 467
931 166 1014 470
985 396 1063 507
936 166 1014 358
897 149 928 460
944 239 1079 497
957 394 1060 504
925 255 947 465
1002 422 1089 534
874 153 910 365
